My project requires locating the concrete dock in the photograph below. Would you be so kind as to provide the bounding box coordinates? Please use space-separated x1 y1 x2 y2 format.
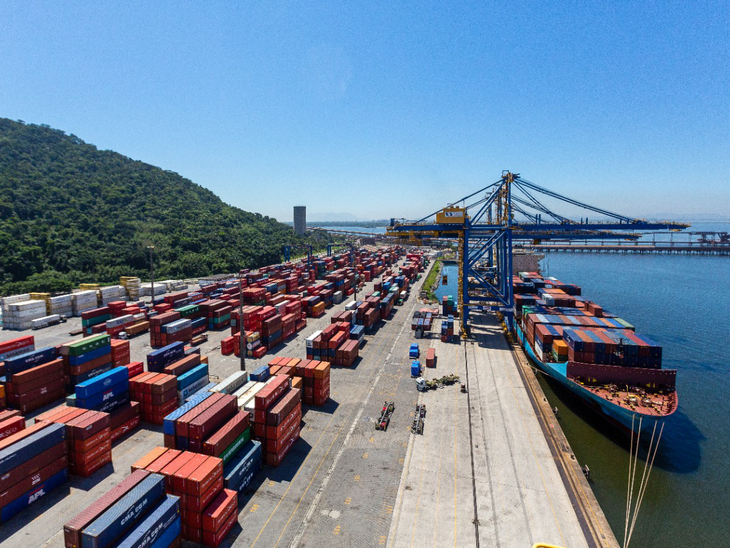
0 260 618 548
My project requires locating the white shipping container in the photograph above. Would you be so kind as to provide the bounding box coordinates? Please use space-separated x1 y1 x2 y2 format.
107 314 134 328
212 371 249 394
306 330 323 348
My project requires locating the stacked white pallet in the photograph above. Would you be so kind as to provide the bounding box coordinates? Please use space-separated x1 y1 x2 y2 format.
162 279 187 292
99 285 127 305
1 294 31 319
49 294 73 316
140 282 167 297
120 276 141 300
31 314 62 330
72 290 99 316
3 300 47 330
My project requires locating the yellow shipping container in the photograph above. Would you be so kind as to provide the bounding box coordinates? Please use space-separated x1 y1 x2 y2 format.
79 283 101 291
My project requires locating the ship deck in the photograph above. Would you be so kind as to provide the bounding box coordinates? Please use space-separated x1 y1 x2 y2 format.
576 382 677 418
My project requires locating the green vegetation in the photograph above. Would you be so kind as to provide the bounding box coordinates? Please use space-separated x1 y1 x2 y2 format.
422 258 443 301
0 118 329 295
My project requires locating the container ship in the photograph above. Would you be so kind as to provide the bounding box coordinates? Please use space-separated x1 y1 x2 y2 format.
513 272 677 435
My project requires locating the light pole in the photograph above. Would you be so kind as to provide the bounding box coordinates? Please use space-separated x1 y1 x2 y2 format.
238 270 246 372
147 245 155 307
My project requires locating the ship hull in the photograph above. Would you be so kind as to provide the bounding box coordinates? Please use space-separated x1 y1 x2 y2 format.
516 324 666 436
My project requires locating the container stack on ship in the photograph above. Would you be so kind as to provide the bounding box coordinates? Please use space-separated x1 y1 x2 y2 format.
513 271 677 433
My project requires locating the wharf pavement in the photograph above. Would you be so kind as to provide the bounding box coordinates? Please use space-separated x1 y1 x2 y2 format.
0 260 617 548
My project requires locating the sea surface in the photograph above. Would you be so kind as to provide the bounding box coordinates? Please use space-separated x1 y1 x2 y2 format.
434 223 730 547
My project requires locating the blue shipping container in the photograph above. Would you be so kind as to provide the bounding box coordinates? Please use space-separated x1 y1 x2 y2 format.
116 495 180 548
67 345 112 367
163 390 214 435
76 366 129 399
147 342 185 373
224 440 262 492
81 473 166 548
250 365 270 383
75 380 129 410
0 422 66 476
4 347 57 375
0 468 68 523
149 516 181 548
71 362 115 386
176 363 209 391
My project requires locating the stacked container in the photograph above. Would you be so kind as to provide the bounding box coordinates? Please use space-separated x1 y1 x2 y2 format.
49 294 73 317
61 334 113 390
99 285 126 305
64 469 181 548
130 373 178 424
247 375 301 466
131 448 228 544
72 366 130 415
4 347 64 413
36 406 111 477
0 421 68 522
66 471 180 548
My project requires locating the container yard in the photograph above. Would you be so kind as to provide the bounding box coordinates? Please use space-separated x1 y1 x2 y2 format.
0 246 616 547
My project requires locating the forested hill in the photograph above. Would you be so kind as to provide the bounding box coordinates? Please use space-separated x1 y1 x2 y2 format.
0 118 318 295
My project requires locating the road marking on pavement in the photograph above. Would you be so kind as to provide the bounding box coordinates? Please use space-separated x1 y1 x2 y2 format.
345 497 351 505
250 411 339 547
333 525 341 535
287 281 422 548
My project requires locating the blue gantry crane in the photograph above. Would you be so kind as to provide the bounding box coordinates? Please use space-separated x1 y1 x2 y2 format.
387 171 689 335
326 242 357 266
283 244 313 271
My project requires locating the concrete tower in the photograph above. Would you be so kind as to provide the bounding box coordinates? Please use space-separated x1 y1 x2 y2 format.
293 206 306 236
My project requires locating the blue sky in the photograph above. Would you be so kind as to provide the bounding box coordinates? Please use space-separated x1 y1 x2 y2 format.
1 2 728 222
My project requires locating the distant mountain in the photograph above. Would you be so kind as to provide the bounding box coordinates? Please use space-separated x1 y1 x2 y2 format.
643 213 730 223
0 118 325 295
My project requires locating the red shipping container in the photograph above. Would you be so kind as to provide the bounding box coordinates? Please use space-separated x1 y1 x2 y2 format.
254 375 290 413
0 441 65 495
187 395 237 448
266 388 301 426
186 456 223 497
173 452 209 494
202 488 237 533
63 470 150 548
176 393 225 438
0 416 25 441
264 427 300 467
201 502 237 548
125 361 144 378
185 474 223 513
203 411 250 457
70 427 110 454
111 416 141 442
265 405 301 440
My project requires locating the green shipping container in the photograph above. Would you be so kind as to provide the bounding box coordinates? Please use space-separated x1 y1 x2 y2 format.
67 333 111 356
221 427 252 466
